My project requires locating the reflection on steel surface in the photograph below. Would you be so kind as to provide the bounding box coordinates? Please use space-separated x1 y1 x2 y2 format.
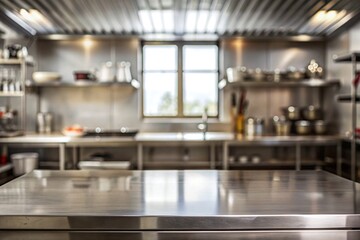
0 170 359 231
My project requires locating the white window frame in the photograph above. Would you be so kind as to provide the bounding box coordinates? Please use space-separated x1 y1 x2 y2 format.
141 41 220 118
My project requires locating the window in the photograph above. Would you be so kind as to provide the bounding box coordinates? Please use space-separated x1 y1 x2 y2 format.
142 42 219 118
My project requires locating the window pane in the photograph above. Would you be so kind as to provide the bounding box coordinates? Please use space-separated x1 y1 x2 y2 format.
143 45 177 71
143 73 177 116
183 45 218 71
183 73 218 116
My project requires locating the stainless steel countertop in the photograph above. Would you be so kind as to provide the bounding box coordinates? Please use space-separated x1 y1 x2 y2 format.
0 170 359 230
0 132 342 145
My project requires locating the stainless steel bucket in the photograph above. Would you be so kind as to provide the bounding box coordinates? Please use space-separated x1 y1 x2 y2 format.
11 153 39 176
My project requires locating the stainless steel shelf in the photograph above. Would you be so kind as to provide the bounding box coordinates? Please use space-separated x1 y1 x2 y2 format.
333 52 360 62
337 94 360 103
226 135 341 146
0 59 35 66
224 79 340 88
229 159 324 167
0 92 24 97
144 161 211 169
26 79 140 89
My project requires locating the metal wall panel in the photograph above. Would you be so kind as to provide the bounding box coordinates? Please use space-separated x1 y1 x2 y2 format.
29 38 327 133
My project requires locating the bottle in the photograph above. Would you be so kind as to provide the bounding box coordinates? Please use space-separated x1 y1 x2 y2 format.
8 69 15 92
2 68 8 93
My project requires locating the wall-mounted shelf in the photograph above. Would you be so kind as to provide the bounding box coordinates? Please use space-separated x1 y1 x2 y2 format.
0 92 24 97
333 52 359 181
337 94 360 102
219 79 340 89
26 79 140 89
333 52 360 62
0 59 35 66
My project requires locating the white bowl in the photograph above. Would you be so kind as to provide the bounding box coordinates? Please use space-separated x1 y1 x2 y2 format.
32 72 61 83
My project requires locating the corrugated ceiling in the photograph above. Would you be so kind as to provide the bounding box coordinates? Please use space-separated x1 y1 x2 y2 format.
0 0 359 38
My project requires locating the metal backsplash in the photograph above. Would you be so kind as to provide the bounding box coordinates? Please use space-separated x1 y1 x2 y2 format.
20 38 329 133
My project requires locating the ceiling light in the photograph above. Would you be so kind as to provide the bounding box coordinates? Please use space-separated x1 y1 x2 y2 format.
326 10 338 20
5 9 36 35
314 9 339 22
19 9 32 21
82 38 94 48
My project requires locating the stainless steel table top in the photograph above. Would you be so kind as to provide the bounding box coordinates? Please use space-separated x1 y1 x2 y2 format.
0 170 359 230
0 132 342 144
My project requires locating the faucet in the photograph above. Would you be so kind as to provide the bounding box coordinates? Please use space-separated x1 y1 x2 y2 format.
197 107 208 135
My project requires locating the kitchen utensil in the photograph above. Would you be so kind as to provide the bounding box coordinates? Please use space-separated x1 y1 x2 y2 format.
274 121 291 136
271 69 286 82
255 118 264 135
302 105 323 120
97 61 115 82
238 155 248 164
295 120 311 135
84 128 138 137
44 113 53 133
11 152 38 176
124 62 132 82
282 106 300 120
17 46 28 59
73 71 96 81
116 61 132 82
32 72 61 83
7 44 23 59
36 113 46 133
286 67 306 81
306 59 323 79
314 120 326 135
226 66 248 82
248 68 266 81
245 117 256 136
251 155 261 164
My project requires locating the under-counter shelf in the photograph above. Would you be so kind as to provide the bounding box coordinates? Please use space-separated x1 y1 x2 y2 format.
229 159 325 168
26 79 140 89
144 161 212 169
219 79 340 89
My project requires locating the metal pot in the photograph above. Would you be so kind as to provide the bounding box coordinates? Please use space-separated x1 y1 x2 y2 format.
302 105 323 120
73 71 96 81
248 68 266 81
11 153 39 176
226 66 248 82
271 69 286 82
286 67 306 81
314 120 326 135
295 120 311 135
274 120 291 136
282 106 300 120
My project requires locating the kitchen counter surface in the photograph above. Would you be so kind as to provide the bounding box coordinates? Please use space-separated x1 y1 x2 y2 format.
0 132 342 144
0 169 358 231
